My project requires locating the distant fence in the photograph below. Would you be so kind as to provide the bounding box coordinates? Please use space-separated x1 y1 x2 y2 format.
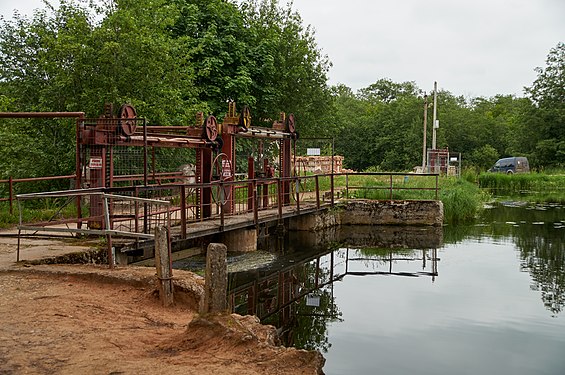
11 172 439 236
0 175 77 214
15 189 171 266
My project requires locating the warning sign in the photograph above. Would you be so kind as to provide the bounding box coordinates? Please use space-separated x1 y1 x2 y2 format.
89 157 103 169
221 159 232 178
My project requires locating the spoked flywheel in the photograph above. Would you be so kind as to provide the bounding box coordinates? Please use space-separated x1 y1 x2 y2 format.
210 152 233 206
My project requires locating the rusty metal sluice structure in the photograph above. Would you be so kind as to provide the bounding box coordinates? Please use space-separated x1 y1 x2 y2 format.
2 102 310 262
2 103 441 267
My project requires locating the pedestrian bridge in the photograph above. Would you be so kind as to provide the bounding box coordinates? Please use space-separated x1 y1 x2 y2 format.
14 172 441 265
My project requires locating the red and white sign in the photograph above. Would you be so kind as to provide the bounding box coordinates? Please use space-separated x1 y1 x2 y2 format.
222 159 232 178
89 157 103 169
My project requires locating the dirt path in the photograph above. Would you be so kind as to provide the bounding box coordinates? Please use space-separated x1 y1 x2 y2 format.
0 231 324 374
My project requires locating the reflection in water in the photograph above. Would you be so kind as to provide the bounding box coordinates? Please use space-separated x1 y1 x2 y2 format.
502 203 564 317
445 202 565 316
176 202 565 373
227 227 440 351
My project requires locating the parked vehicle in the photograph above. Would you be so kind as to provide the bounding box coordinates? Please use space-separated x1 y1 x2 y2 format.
489 157 530 174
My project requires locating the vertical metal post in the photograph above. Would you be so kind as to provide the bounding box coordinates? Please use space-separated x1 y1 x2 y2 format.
16 228 21 262
432 81 438 150
277 179 283 222
262 159 269 208
295 177 300 212
422 94 428 170
346 173 349 199
253 180 258 225
220 181 225 231
180 185 187 239
103 195 114 269
315 258 320 288
330 173 335 206
75 117 83 229
332 138 335 174
435 174 439 200
389 174 393 201
247 156 254 212
8 176 13 215
16 199 22 262
143 118 148 186
315 175 320 209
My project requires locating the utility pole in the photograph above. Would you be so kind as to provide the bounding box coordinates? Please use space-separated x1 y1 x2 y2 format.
432 81 438 150
422 94 428 170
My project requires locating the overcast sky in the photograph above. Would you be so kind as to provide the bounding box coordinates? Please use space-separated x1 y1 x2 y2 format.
1 0 564 98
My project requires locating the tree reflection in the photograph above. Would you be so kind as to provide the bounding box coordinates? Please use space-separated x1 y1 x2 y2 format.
446 202 565 316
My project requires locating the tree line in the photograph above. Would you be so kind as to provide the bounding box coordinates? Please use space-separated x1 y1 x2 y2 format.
0 0 563 182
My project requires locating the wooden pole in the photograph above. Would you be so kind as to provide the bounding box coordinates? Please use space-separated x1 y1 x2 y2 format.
155 227 174 307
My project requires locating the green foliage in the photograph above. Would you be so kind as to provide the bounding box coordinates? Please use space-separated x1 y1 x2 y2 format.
333 79 423 171
0 0 331 183
461 168 479 184
439 178 486 224
523 42 565 168
478 172 565 195
0 1 563 192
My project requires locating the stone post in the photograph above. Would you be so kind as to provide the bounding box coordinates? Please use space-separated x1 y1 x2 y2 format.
155 227 174 307
201 243 228 314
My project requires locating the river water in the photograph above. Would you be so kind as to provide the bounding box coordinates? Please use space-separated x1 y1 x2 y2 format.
176 202 565 374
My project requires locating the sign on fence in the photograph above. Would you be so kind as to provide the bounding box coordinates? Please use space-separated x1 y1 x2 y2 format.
307 148 321 156
89 157 103 169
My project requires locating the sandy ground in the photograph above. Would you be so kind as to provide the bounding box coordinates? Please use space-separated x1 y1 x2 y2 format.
0 230 324 375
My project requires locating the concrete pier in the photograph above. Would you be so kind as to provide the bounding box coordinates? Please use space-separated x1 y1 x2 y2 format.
201 243 228 314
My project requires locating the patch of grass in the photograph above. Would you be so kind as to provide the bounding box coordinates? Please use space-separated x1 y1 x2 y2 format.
0 201 80 229
478 172 565 194
439 178 488 224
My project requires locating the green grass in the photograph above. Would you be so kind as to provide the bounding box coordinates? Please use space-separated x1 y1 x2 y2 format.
0 200 81 229
478 172 565 199
440 178 488 224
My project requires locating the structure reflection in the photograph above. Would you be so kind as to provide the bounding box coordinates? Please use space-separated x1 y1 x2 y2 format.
228 225 441 351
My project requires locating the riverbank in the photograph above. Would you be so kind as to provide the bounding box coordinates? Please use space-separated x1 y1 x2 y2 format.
0 264 324 374
0 230 324 374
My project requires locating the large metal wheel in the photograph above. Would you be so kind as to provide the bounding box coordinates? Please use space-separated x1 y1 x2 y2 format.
291 158 307 202
286 113 296 133
118 104 137 136
210 153 233 206
203 115 219 142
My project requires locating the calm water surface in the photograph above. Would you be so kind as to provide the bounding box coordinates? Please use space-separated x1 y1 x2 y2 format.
325 203 565 375
181 202 565 374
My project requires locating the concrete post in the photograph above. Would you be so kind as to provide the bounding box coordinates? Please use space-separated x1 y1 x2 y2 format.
201 243 228 314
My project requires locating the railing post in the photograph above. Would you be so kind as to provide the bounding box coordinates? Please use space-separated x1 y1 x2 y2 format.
8 176 13 215
435 174 439 200
134 186 139 234
346 173 349 199
103 195 114 269
330 173 335 206
180 185 187 239
277 179 283 222
315 175 320 209
389 174 393 201
295 177 300 212
220 181 225 231
253 180 258 225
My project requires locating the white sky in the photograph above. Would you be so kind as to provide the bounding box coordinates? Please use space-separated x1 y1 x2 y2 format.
1 0 564 98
